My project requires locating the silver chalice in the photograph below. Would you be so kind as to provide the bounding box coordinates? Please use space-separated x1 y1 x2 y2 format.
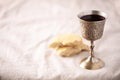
78 10 107 70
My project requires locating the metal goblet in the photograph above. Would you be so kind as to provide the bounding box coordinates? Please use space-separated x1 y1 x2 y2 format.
78 10 107 70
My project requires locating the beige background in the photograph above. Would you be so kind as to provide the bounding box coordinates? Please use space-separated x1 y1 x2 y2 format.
0 0 120 80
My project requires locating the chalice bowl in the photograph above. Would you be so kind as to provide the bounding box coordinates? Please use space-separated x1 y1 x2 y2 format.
78 10 107 70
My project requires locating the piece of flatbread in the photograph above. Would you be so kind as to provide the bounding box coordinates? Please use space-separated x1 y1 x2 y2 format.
49 34 89 57
49 34 82 48
57 44 89 57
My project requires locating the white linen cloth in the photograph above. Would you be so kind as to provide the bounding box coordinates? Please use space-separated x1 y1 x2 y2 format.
0 0 120 80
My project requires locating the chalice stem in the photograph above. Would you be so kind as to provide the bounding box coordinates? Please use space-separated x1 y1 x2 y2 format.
90 41 94 57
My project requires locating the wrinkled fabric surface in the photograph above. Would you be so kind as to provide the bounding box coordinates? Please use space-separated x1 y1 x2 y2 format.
0 0 120 80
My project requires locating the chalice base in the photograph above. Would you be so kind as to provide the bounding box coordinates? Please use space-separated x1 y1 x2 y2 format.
80 56 105 70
